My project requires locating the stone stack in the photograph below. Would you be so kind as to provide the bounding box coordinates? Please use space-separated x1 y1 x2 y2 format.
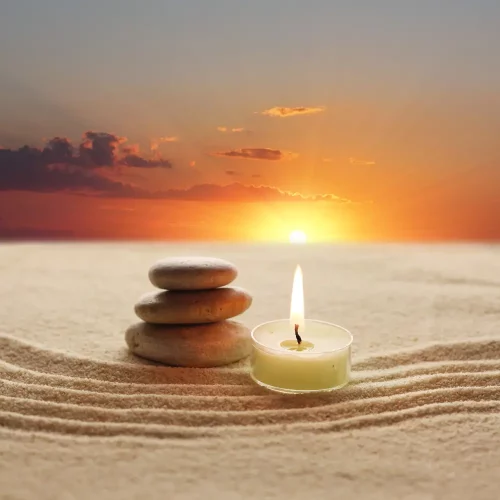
125 257 253 367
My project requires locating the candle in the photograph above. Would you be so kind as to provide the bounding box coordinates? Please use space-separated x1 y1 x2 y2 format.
250 265 353 393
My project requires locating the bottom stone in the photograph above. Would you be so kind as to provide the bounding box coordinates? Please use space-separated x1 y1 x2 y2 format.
125 320 251 367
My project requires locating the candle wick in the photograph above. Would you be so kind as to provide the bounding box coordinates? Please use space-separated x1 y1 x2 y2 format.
294 324 302 345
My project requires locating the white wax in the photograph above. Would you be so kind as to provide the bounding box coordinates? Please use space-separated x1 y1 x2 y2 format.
251 319 352 393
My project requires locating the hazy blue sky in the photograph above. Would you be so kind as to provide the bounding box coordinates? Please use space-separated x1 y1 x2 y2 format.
2 0 500 143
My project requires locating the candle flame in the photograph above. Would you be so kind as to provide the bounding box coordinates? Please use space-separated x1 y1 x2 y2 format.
290 265 305 329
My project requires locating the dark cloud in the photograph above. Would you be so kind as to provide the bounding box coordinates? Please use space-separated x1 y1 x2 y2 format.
0 146 142 194
0 131 172 172
76 131 172 168
45 137 74 163
77 131 125 167
252 174 262 178
0 131 173 194
0 149 350 201
0 134 349 203
213 148 297 161
120 154 172 168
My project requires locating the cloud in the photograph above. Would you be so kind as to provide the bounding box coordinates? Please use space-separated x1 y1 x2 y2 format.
150 136 179 151
213 148 297 161
120 154 172 168
260 106 325 118
0 149 131 194
322 158 333 163
78 131 127 167
217 126 247 133
0 150 349 203
0 132 173 194
349 157 376 166
0 133 351 203
189 160 196 167
121 144 140 155
118 143 172 168
0 131 172 171
252 174 262 178
133 183 352 203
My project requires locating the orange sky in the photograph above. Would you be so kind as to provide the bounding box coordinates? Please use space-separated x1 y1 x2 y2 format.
1 104 499 241
1 182 498 242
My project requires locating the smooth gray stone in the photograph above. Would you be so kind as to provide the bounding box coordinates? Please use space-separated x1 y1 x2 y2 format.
149 256 238 290
134 287 252 324
125 320 251 367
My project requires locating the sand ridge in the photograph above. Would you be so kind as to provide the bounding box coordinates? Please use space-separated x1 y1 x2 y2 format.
1 333 499 440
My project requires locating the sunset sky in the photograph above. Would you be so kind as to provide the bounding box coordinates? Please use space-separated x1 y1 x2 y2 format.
1 1 499 241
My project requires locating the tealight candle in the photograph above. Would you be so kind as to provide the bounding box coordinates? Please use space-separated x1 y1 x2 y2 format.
250 265 353 393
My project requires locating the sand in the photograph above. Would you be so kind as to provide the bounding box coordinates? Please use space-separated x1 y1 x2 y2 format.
0 242 499 499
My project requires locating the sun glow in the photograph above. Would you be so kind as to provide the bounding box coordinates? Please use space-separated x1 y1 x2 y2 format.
289 230 307 244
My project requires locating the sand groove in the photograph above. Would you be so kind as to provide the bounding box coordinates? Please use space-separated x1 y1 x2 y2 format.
1 372 499 411
0 402 498 440
0 334 499 439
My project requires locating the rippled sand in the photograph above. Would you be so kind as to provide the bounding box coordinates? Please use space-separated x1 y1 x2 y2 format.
0 243 499 499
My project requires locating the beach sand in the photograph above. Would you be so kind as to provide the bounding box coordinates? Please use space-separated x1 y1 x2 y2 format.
0 242 499 499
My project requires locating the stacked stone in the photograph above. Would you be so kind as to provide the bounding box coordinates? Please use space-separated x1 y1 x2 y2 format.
125 257 253 367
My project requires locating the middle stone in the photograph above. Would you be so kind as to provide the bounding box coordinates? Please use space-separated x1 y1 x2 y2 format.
134 287 253 324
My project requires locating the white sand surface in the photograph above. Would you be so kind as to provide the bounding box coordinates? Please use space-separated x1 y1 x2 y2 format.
0 243 499 499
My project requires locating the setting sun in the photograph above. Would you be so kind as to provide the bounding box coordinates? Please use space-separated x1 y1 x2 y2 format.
289 230 307 244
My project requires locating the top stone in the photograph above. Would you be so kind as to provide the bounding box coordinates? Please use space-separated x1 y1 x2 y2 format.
148 256 238 291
